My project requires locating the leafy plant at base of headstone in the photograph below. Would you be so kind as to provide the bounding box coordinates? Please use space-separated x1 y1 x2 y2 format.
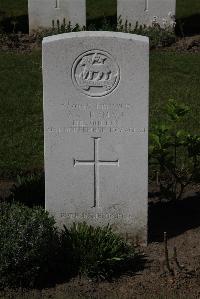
0 202 60 288
117 16 176 48
149 99 200 201
32 19 84 43
32 16 175 49
61 222 141 281
53 18 83 34
8 172 45 207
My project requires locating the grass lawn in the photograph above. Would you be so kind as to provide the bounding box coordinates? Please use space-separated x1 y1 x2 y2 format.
0 51 43 176
87 0 116 21
0 0 200 24
150 51 200 131
0 0 27 18
0 50 199 176
176 0 200 19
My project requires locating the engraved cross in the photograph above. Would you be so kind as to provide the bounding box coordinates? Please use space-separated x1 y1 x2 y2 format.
74 137 119 208
145 0 149 11
55 0 60 9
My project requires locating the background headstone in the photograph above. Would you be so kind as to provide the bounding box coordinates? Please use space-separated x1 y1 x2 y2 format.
118 0 176 28
43 31 149 245
28 0 86 33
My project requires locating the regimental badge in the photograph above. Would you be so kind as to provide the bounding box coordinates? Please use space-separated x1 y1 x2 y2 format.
72 50 120 97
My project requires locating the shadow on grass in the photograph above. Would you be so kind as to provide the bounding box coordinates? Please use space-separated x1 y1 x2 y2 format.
113 253 148 280
24 250 147 289
87 15 117 30
0 14 117 34
6 172 45 208
176 14 200 36
0 14 28 33
97 253 148 282
36 261 78 290
149 192 200 242
5 173 200 248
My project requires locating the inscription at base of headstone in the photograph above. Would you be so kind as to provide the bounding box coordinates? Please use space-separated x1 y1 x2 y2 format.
43 31 149 245
118 0 176 28
28 0 86 34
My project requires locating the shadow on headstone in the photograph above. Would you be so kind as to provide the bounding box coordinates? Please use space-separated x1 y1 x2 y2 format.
148 192 200 242
0 14 28 33
176 14 200 36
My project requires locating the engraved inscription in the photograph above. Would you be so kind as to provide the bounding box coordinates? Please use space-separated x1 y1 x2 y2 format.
58 212 132 220
72 50 120 97
73 137 119 208
62 101 133 129
48 126 146 134
63 102 131 110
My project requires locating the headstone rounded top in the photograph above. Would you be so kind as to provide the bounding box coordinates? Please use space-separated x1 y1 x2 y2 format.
42 31 149 44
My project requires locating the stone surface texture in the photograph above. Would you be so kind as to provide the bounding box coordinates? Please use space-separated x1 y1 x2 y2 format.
28 0 86 33
43 31 149 245
118 0 176 28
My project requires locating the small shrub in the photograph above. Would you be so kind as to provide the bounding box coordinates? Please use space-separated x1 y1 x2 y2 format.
61 222 139 280
149 99 200 200
0 202 59 288
31 17 176 49
117 17 176 48
32 19 85 44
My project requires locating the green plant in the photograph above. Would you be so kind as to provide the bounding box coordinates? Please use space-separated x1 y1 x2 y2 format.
150 99 200 200
117 16 176 48
32 17 176 49
32 19 85 44
0 202 59 288
8 172 45 207
61 222 139 280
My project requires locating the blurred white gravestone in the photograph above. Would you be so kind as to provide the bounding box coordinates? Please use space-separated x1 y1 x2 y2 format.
43 31 149 245
118 0 176 28
28 0 86 34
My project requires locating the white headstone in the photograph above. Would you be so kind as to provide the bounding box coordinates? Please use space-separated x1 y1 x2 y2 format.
43 31 149 245
28 0 86 34
118 0 176 28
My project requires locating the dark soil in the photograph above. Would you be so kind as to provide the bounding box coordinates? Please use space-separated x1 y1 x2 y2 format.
0 180 200 298
164 35 200 53
0 33 40 53
1 33 200 54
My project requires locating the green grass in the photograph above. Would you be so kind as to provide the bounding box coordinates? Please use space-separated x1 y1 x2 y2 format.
0 0 27 18
0 0 117 26
0 0 199 23
150 52 200 131
87 0 116 21
176 0 200 19
0 50 199 176
0 51 43 176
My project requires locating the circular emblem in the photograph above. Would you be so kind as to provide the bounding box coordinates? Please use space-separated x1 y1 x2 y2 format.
72 50 120 97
